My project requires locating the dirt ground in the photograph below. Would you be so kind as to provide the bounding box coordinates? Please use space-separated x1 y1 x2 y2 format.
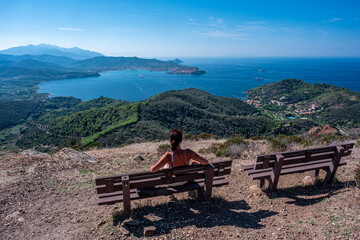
0 140 359 240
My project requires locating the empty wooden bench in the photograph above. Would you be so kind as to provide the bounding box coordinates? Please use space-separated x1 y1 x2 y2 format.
242 142 354 191
95 160 232 214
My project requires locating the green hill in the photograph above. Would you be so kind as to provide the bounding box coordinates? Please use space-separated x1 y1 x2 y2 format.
246 79 360 126
5 80 360 152
13 88 319 151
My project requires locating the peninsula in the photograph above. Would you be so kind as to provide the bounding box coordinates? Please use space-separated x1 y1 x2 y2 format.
0 44 206 101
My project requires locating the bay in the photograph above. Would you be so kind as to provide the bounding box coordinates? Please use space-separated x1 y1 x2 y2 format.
38 57 360 101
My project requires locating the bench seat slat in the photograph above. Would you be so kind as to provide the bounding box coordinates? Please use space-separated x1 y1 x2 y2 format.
96 167 231 194
245 158 341 175
95 160 232 185
249 159 347 180
254 151 351 170
242 153 332 172
255 143 354 160
98 176 226 199
98 177 229 205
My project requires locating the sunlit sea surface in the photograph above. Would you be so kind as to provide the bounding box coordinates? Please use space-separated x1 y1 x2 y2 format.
38 57 360 101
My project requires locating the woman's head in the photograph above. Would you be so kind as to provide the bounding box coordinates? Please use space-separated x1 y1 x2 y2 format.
169 129 183 152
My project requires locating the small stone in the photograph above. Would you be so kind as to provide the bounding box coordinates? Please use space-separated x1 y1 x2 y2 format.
119 226 130 236
302 176 314 186
123 219 141 226
248 185 265 197
17 217 25 222
134 155 144 161
97 220 106 227
143 226 156 237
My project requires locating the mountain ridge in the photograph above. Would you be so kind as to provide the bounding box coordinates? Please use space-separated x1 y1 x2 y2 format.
0 44 103 59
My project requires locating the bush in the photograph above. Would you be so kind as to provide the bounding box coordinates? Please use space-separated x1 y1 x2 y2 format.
86 142 101 149
318 134 346 145
267 136 288 152
250 135 263 141
355 139 360 148
192 133 213 140
71 145 83 151
200 136 247 158
157 143 171 155
184 133 193 140
222 136 245 148
199 143 221 154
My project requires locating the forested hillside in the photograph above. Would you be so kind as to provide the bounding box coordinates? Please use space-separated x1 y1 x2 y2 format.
3 79 360 152
7 88 319 151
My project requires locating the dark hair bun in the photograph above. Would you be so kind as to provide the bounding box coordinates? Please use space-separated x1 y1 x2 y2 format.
169 129 183 152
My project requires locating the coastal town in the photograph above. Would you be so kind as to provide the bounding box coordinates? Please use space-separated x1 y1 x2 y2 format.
245 95 323 120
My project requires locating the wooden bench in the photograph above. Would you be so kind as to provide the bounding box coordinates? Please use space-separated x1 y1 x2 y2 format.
242 142 354 191
95 160 232 214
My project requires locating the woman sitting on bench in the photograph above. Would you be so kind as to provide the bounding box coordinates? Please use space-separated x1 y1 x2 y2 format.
150 129 209 173
148 129 209 200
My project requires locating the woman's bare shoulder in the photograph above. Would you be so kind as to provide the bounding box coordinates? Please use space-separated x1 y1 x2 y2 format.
162 152 172 159
184 148 196 155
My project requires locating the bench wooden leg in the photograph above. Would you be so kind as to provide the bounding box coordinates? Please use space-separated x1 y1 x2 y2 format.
312 169 320 179
203 165 214 200
258 179 265 189
324 146 344 185
122 175 131 214
268 154 284 191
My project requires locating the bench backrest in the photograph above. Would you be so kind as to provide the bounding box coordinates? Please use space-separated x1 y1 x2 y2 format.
254 142 354 170
95 160 232 194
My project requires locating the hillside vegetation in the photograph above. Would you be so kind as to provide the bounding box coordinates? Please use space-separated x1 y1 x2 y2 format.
3 79 360 152
8 87 320 152
247 79 360 127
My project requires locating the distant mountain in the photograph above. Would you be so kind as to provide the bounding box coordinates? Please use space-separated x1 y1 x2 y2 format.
0 53 78 66
7 59 68 71
71 56 204 74
0 44 103 59
167 58 183 64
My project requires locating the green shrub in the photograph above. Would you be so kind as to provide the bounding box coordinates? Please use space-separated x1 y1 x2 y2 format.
200 136 245 157
86 142 101 149
222 136 244 148
184 133 193 140
192 133 213 140
319 134 346 145
250 135 263 141
157 143 171 155
267 135 289 152
70 145 83 151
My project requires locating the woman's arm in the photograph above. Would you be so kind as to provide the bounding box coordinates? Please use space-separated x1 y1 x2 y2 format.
150 152 171 173
187 149 209 165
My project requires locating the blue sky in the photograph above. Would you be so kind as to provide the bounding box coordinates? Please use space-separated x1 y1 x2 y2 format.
0 0 359 57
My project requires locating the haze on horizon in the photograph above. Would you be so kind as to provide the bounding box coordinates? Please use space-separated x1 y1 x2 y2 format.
1 0 360 58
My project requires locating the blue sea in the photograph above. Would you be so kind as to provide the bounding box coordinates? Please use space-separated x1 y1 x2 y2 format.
38 57 360 101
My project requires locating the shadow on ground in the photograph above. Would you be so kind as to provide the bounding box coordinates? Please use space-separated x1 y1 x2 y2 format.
113 197 277 237
266 180 356 207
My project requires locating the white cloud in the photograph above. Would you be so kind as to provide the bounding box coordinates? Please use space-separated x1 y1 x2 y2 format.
245 21 266 25
57 27 84 32
327 18 342 23
204 30 247 38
